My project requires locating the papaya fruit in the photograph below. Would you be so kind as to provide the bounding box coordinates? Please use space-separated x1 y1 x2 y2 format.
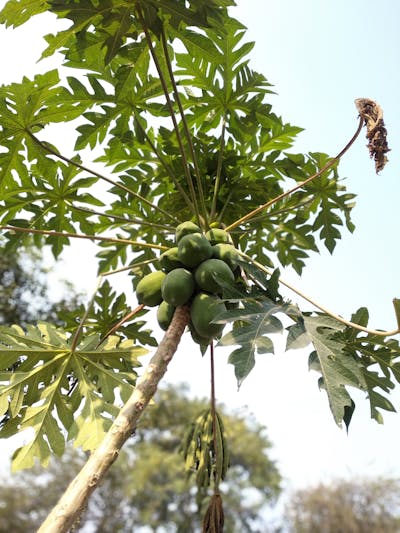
194 258 234 293
189 325 212 347
159 247 184 272
177 232 213 268
212 243 240 270
161 267 195 306
205 228 233 245
190 292 226 338
175 221 201 243
136 270 166 307
157 301 175 331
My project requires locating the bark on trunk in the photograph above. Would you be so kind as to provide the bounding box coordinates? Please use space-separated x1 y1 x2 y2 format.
38 305 190 533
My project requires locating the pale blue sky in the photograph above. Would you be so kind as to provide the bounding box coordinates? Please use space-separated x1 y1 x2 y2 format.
1 0 400 503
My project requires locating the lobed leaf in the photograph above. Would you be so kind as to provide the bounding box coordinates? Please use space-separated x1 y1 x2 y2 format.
0 322 147 470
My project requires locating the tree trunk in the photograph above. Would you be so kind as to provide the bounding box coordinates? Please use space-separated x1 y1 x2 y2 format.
38 305 190 533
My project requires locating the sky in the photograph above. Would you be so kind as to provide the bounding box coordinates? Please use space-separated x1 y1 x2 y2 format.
1 0 400 506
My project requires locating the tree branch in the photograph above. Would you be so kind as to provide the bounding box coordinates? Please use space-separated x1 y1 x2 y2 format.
0 225 168 251
38 305 190 533
225 116 364 232
240 251 400 337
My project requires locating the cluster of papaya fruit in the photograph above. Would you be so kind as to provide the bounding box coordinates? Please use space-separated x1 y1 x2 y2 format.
135 221 242 346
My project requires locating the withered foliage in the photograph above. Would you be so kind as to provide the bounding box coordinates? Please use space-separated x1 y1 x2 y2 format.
355 98 390 173
202 494 224 533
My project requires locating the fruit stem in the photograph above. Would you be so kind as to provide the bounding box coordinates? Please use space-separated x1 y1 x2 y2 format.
209 341 220 494
225 116 364 232
239 251 400 337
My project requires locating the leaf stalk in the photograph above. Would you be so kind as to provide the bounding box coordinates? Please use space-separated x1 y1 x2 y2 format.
225 116 364 231
239 251 400 337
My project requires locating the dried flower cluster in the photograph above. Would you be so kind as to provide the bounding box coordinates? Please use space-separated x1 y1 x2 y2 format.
355 98 390 173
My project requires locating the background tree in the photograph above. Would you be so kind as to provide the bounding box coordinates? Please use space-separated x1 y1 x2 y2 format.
0 242 80 326
284 477 400 533
0 383 281 533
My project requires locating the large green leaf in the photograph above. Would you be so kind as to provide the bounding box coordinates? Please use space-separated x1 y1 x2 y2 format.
287 309 400 427
0 0 48 27
218 298 294 386
0 322 147 470
301 315 367 427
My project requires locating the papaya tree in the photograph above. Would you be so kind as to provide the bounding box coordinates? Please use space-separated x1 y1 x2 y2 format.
0 1 396 532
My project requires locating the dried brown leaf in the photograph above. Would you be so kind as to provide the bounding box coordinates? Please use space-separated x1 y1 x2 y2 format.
202 493 224 533
355 98 390 173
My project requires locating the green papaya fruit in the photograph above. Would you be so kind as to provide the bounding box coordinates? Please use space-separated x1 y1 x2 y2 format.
212 243 240 270
177 232 213 268
136 271 166 307
157 301 176 331
190 292 226 339
194 258 234 293
205 228 233 245
159 247 184 272
175 221 201 243
161 268 195 306
189 326 212 347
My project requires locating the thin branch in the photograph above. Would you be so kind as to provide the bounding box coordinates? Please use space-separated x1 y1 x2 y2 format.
102 258 156 277
0 225 168 251
209 341 219 494
38 305 190 533
210 118 226 222
96 304 145 348
216 189 234 226
225 116 364 232
71 276 104 352
243 197 315 225
135 6 203 228
70 205 173 232
160 27 209 226
28 132 179 223
134 118 195 212
240 251 400 337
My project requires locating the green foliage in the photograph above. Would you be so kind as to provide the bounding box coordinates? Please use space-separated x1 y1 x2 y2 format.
0 322 146 470
286 308 400 428
0 0 396 475
59 280 157 346
219 298 292 386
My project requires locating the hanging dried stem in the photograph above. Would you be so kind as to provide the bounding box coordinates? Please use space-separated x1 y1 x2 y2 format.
202 493 225 533
355 98 390 173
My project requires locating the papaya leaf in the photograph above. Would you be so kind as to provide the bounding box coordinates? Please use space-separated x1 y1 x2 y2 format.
0 0 48 28
337 308 400 424
217 298 294 387
0 322 147 470
287 315 367 427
